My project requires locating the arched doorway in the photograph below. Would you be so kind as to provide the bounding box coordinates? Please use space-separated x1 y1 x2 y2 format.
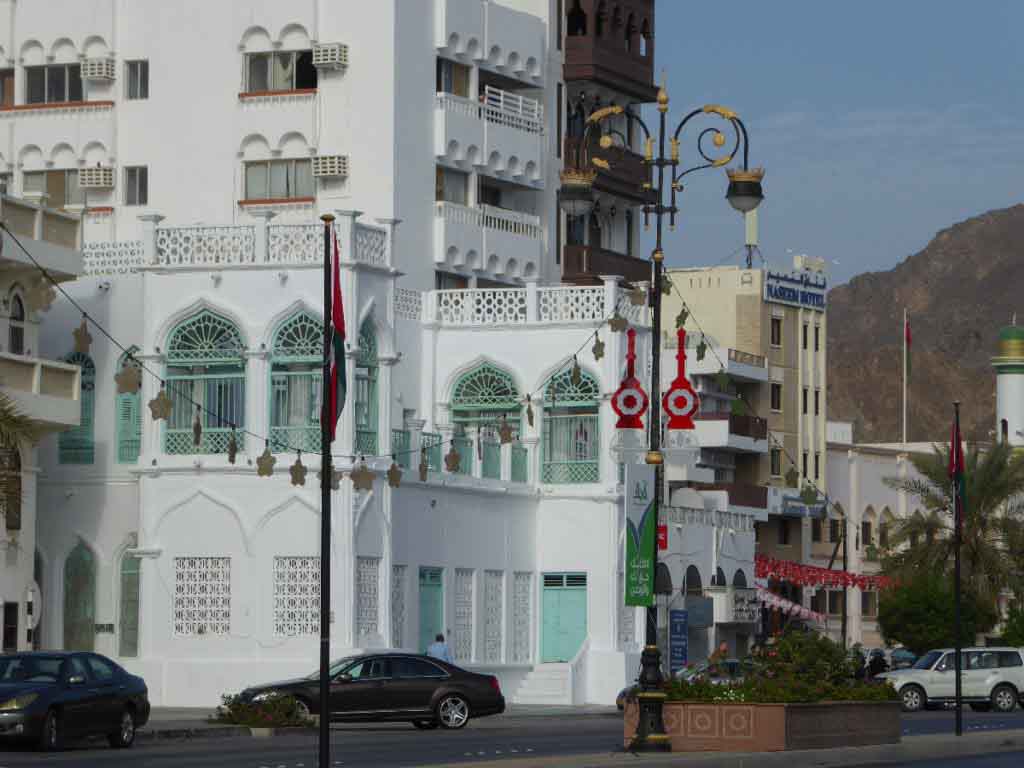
63 541 96 651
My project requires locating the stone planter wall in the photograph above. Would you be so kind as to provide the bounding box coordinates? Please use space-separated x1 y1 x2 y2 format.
623 700 900 752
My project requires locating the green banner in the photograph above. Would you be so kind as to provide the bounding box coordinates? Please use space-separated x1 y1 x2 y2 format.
624 464 656 607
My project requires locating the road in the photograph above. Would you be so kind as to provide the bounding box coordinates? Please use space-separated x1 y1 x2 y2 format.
0 709 1022 767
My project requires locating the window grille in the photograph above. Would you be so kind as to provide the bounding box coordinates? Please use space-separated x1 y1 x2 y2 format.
270 311 322 453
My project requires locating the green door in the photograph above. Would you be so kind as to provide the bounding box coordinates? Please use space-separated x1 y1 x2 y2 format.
541 573 587 662
418 568 443 652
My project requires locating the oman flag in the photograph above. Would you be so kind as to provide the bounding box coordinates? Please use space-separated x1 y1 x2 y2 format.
904 313 912 378
328 229 347 442
948 415 965 534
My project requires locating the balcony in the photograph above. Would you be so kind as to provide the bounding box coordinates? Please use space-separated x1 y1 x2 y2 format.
0 353 81 430
563 1 657 102
696 482 768 511
434 201 542 279
692 410 769 453
563 136 651 203
562 244 649 284
435 88 545 187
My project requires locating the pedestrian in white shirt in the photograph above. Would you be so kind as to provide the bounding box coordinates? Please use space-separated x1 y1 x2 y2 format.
427 633 453 663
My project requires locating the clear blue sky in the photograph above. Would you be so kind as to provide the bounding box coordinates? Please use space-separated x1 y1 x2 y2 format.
646 0 1024 285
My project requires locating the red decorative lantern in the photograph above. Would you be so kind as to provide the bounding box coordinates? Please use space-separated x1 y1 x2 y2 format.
662 328 700 430
611 328 649 429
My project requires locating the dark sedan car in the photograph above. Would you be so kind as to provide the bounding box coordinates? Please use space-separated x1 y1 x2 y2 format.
240 653 504 729
0 651 150 751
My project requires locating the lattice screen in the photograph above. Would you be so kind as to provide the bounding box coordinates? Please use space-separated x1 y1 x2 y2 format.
173 557 231 636
273 556 320 637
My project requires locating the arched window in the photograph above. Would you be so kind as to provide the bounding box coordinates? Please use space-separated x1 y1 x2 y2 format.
732 569 747 588
59 352 95 464
712 567 727 587
684 565 702 596
624 13 635 51
639 19 650 57
8 293 25 355
862 506 877 550
452 363 520 440
354 317 379 455
119 545 141 657
567 0 587 36
63 540 96 651
164 310 245 455
269 311 322 453
542 368 599 483
116 349 142 463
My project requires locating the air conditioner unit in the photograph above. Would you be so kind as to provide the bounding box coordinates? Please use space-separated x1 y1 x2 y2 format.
79 166 115 189
81 58 116 81
312 155 349 178
313 43 349 70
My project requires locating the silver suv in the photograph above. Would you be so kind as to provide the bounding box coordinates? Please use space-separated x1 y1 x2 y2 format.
880 647 1024 713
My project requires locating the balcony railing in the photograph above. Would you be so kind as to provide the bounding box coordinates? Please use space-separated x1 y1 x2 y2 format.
165 428 243 456
355 429 379 456
693 410 768 441
435 86 544 134
435 201 542 239
482 439 501 480
422 432 443 471
563 137 651 202
562 244 649 284
270 425 320 454
392 429 411 468
452 436 473 475
728 348 766 368
697 482 768 510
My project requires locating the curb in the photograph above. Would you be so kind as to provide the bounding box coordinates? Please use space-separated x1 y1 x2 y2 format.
136 725 312 742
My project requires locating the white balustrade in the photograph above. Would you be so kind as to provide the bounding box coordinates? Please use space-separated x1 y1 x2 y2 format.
266 224 319 264
354 224 387 266
537 286 605 322
430 283 643 328
156 226 256 266
436 201 540 239
435 86 543 134
82 240 145 275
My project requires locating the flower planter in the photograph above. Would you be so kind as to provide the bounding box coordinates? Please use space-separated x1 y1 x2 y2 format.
623 700 901 752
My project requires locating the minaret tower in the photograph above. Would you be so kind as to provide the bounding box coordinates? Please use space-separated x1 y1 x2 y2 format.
993 322 1024 446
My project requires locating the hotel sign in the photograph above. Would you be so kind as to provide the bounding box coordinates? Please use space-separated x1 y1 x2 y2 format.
764 271 827 312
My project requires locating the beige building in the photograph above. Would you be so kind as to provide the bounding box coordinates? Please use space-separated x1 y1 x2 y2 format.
0 192 83 652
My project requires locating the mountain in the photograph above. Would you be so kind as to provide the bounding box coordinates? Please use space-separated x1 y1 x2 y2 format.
827 204 1024 444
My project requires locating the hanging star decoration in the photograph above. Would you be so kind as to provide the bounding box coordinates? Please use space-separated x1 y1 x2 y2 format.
28 278 57 313
115 358 142 394
629 286 647 306
227 429 238 465
675 307 689 329
716 370 730 391
387 461 402 488
418 449 429 482
498 418 514 445
290 451 307 486
696 335 708 362
570 356 582 387
525 394 535 427
592 335 605 362
444 444 461 474
256 444 276 477
148 385 172 421
661 276 673 297
72 317 92 355
318 468 342 490
192 406 203 447
350 460 375 491
609 313 628 333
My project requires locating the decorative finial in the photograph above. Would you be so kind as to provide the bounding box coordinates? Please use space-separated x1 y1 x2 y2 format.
657 71 668 113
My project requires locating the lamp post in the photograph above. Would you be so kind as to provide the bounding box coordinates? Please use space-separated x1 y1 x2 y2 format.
560 87 762 750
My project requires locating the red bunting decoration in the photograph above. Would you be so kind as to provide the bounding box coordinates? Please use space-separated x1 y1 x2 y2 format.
611 328 649 430
755 554 894 592
662 328 700 430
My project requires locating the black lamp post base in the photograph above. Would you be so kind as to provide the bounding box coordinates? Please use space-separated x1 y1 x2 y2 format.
628 645 671 752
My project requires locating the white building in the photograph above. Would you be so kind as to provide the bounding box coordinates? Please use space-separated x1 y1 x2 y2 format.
1 0 688 706
0 193 84 653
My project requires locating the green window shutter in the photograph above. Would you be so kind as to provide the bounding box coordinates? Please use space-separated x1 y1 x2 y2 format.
116 392 141 463
59 353 96 464
355 317 379 455
269 311 322 454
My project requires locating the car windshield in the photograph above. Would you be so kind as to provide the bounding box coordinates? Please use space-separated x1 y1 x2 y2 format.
306 656 359 680
913 651 943 670
0 655 65 683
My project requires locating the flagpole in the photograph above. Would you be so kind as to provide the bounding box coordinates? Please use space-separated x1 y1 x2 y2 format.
318 213 335 768
902 309 907 445
952 400 963 737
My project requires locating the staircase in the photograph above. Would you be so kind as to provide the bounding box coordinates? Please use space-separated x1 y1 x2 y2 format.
511 663 573 705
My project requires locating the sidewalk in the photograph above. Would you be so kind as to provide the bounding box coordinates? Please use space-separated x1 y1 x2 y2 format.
137 703 620 741
419 728 1024 768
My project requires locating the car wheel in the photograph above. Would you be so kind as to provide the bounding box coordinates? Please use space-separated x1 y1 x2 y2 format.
107 708 136 749
436 694 470 730
37 709 62 752
970 703 992 712
412 719 439 730
900 684 926 713
293 698 312 721
991 684 1017 713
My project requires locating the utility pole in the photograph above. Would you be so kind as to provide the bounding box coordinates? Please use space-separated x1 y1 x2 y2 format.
318 213 334 768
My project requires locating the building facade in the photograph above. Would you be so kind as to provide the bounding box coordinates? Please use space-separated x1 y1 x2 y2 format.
1 0 683 706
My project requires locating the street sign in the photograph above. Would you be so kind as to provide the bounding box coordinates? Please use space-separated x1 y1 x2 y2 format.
624 463 656 606
684 595 714 629
669 609 688 674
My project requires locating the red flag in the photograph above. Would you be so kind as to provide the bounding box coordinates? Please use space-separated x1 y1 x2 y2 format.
328 230 347 443
948 417 965 533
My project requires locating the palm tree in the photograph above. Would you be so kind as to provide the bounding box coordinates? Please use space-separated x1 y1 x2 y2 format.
0 390 41 447
0 390 41 529
883 441 1024 609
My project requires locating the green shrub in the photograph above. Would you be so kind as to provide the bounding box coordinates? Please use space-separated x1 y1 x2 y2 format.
212 693 314 728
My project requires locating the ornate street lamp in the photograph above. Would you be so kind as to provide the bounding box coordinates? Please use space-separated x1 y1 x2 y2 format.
561 87 762 751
